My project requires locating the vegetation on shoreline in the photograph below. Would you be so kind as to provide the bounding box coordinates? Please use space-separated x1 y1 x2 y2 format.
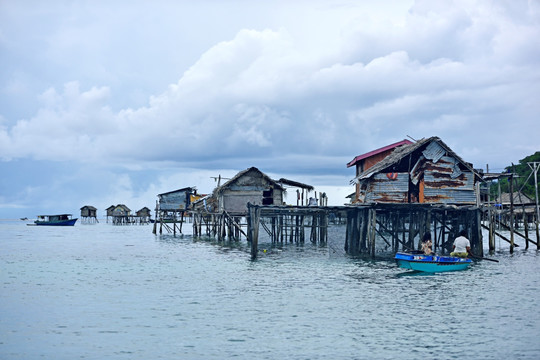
490 151 540 200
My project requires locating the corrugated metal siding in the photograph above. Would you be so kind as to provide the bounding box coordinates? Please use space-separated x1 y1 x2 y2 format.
365 173 408 203
159 191 188 210
423 171 476 204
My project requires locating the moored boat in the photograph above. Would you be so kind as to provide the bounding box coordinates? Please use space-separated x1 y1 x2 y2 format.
395 252 471 272
34 214 78 226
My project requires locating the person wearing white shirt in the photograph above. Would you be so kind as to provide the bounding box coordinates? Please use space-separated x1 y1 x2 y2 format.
451 230 471 258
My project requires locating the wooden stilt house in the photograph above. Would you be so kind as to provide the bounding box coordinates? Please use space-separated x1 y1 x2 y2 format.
152 187 196 234
105 205 115 223
80 205 98 224
214 167 285 215
349 136 482 205
136 207 152 224
346 136 485 255
111 204 131 225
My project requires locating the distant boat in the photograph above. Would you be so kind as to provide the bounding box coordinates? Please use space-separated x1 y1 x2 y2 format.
33 214 78 226
395 252 472 272
20 217 28 221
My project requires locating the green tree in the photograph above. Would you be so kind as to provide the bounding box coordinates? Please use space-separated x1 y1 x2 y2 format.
490 151 540 201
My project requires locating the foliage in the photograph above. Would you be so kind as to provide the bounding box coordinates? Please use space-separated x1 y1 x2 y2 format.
490 151 540 201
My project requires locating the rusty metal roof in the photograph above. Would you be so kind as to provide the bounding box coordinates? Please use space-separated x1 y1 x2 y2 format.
347 139 413 168
351 136 480 184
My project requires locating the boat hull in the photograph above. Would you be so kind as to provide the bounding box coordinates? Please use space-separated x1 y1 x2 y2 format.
34 218 78 226
395 252 471 272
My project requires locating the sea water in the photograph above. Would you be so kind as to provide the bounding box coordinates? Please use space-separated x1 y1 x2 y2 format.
1 220 539 359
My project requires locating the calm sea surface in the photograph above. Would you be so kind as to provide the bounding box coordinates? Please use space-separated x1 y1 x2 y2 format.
1 219 540 359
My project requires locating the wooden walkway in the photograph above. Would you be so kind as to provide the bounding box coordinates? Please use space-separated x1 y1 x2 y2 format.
246 203 487 259
156 203 539 260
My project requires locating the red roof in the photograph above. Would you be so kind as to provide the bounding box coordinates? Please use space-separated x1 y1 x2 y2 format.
347 139 413 168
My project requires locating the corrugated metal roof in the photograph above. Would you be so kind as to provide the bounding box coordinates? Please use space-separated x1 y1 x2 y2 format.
422 141 445 163
347 139 412 168
351 137 480 184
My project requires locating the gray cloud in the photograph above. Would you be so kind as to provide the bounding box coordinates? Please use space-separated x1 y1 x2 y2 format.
0 0 539 215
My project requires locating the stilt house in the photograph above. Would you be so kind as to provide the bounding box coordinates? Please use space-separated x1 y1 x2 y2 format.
347 139 413 204
104 204 132 225
157 187 195 211
349 136 482 205
105 205 116 221
152 187 197 234
214 167 286 215
80 205 98 224
136 207 152 223
80 205 97 218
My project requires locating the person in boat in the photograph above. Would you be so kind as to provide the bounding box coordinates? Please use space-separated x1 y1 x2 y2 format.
450 230 471 258
420 232 434 255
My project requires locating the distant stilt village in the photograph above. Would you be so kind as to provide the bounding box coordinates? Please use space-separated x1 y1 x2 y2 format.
80 136 540 259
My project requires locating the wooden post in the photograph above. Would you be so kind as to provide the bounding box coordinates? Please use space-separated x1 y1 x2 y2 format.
369 209 377 257
395 212 401 252
359 208 368 252
317 212 324 245
441 210 446 253
408 210 415 250
537 221 540 250
248 204 260 260
344 210 350 253
433 211 438 253
300 215 305 243
475 208 483 257
530 162 540 249
510 173 514 254
152 201 158 234
310 214 317 243
489 208 495 252
180 211 184 233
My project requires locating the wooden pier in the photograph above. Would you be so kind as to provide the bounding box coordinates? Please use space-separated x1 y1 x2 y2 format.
152 209 187 235
245 203 486 259
162 202 540 260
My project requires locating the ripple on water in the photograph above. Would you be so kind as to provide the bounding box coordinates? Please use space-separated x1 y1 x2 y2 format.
1 222 539 359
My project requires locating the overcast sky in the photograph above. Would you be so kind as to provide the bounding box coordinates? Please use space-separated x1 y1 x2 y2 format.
1 0 539 218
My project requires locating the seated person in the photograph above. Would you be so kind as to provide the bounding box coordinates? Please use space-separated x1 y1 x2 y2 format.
420 232 434 255
450 230 471 258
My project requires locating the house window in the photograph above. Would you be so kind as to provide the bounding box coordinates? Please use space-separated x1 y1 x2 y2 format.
262 188 274 205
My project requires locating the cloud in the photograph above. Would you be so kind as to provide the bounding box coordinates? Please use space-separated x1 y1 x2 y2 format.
0 0 539 215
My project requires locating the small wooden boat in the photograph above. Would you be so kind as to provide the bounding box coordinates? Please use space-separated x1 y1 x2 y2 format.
395 252 472 272
34 214 78 226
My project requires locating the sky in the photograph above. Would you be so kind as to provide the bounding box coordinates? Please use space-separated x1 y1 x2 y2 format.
1 0 539 218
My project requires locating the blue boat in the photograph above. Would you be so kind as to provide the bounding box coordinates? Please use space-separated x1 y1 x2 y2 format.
34 214 78 226
395 252 471 272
